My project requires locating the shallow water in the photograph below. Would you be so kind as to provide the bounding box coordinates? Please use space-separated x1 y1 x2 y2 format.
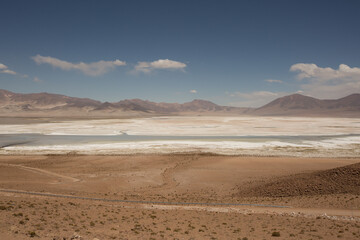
1 133 359 147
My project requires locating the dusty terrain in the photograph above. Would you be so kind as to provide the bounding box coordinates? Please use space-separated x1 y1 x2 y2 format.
0 154 359 239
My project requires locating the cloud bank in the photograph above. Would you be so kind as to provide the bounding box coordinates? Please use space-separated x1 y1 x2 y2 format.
290 63 360 98
0 63 17 75
32 55 126 76
190 89 197 93
134 59 186 73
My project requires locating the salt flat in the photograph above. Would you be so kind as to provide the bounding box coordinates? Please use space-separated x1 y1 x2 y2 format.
1 116 359 136
1 116 359 156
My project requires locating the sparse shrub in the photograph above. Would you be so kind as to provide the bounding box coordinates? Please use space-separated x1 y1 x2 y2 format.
272 231 280 237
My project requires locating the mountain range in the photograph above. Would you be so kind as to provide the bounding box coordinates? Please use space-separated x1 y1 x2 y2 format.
0 89 359 117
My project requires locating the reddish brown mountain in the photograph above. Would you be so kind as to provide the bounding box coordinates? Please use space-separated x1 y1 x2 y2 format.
0 89 359 117
0 89 249 116
254 93 360 117
0 89 101 108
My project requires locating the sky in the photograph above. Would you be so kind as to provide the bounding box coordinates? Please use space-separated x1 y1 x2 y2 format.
1 0 360 107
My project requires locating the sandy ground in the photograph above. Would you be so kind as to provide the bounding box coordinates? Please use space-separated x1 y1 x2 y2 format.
0 154 359 239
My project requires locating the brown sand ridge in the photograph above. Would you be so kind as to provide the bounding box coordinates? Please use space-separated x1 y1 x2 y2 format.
240 162 360 197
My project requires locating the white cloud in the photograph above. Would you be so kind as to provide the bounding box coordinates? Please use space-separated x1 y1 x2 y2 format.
190 89 197 94
231 91 278 98
134 62 152 73
265 79 283 83
0 63 28 76
290 63 360 98
33 77 41 83
1 69 17 75
32 55 126 76
134 59 186 73
151 59 186 69
0 63 17 75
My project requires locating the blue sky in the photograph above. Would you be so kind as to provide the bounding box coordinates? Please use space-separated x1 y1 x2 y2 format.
1 0 360 107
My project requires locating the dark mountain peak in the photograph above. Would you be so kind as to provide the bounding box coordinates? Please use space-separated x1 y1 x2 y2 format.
255 93 360 116
188 99 217 105
336 93 360 102
258 93 322 110
277 93 317 101
181 99 222 111
101 102 114 107
327 93 360 108
94 102 117 111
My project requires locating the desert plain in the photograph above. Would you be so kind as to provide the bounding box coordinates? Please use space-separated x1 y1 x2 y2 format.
0 154 359 240
0 117 359 239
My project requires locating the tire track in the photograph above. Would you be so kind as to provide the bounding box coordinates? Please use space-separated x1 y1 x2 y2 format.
1 188 359 221
0 163 80 183
0 188 288 208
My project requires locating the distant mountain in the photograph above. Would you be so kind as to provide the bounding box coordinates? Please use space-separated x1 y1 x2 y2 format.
115 99 246 113
0 89 102 113
0 89 250 117
0 89 101 107
254 93 360 117
0 89 359 117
